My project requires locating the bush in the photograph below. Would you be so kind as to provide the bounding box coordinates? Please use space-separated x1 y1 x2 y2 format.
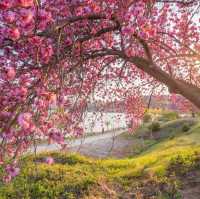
143 114 152 123
182 124 190 132
0 155 97 199
158 111 179 122
32 152 92 166
168 153 200 176
148 122 161 132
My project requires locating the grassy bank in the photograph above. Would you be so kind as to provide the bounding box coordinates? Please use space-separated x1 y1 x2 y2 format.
1 119 200 198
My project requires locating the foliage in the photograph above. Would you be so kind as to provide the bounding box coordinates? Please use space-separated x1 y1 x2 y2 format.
157 111 179 122
143 113 152 123
148 122 161 132
134 118 197 140
168 153 200 176
182 124 190 132
1 120 200 198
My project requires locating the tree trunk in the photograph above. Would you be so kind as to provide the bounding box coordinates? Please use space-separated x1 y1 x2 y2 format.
93 49 200 109
127 55 200 109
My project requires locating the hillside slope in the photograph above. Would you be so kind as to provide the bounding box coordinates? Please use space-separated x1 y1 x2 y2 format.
1 119 200 199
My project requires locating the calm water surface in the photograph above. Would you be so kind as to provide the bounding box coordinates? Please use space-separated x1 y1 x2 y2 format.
83 112 127 133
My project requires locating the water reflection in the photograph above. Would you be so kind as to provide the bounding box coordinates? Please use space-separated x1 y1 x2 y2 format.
83 112 127 133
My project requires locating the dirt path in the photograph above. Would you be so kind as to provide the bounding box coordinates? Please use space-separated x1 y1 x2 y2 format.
179 170 200 199
71 132 136 158
28 129 136 158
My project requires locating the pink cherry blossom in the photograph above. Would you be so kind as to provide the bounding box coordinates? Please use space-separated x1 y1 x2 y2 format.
17 113 32 130
45 157 54 165
0 1 11 10
19 87 28 96
17 0 34 8
4 11 15 23
65 37 73 46
40 44 53 63
2 130 14 140
21 10 34 25
28 36 43 46
0 156 4 165
5 164 20 177
6 67 16 80
49 130 65 145
3 175 12 183
9 28 21 41
49 93 57 104
38 9 52 30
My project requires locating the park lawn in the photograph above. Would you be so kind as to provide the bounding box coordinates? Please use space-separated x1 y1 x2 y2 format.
0 120 200 198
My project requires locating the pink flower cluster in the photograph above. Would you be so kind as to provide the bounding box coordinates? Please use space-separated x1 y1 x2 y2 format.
6 67 16 80
49 130 65 145
45 157 54 165
3 164 20 183
0 0 34 10
18 113 32 130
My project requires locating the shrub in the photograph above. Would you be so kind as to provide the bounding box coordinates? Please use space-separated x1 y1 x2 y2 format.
158 111 179 122
148 122 161 132
0 160 97 199
143 114 152 123
182 124 190 132
32 152 92 166
168 153 199 176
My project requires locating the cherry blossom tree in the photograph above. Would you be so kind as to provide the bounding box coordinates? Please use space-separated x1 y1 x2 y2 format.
1 0 200 181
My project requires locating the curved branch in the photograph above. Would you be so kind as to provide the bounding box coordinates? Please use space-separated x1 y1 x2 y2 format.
85 48 200 108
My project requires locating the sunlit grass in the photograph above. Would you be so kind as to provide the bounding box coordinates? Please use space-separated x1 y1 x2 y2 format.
1 119 200 198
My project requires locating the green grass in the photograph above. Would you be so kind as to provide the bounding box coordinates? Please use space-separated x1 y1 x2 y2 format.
1 119 200 198
133 118 197 139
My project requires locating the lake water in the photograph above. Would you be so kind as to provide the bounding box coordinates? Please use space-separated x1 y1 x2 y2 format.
83 112 127 133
